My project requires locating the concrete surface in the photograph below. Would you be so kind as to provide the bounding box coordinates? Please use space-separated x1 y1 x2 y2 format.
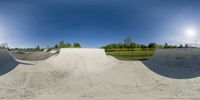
12 52 53 61
0 48 200 100
143 48 200 78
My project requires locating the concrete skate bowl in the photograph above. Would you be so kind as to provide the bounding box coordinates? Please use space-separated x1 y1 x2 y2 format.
143 48 200 79
12 51 54 61
3 48 200 99
0 49 19 75
0 48 126 99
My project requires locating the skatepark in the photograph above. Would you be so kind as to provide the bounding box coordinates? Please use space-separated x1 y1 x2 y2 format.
1 0 200 99
0 48 200 100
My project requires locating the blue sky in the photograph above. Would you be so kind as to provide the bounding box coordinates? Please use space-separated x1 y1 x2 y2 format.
0 0 200 48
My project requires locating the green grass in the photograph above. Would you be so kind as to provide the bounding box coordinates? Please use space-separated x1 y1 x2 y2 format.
106 50 155 60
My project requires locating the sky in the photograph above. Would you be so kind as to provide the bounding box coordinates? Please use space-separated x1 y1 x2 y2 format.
0 0 200 48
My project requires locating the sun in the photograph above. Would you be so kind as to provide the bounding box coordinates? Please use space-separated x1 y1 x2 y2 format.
185 27 197 38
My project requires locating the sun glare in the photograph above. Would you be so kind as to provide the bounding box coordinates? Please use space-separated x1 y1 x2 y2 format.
184 27 197 38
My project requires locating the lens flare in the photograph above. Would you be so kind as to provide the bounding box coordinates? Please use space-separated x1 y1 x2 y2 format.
185 27 197 38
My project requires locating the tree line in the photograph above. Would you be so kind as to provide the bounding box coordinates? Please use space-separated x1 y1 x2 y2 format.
9 41 81 52
9 46 44 52
101 37 194 50
101 37 156 49
160 43 193 48
52 41 81 49
47 41 81 51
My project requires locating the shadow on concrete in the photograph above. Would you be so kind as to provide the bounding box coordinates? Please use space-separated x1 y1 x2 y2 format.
0 49 37 76
142 60 200 79
0 61 19 76
0 61 35 76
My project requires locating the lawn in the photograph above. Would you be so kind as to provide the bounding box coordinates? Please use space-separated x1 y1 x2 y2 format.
106 50 155 60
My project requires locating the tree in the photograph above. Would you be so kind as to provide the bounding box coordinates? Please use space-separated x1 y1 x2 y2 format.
140 44 147 48
148 43 156 48
73 42 81 48
156 44 164 48
130 43 137 48
119 43 126 48
54 44 58 49
65 43 72 48
164 43 168 48
179 44 183 48
36 45 40 50
185 44 189 48
111 43 119 48
59 40 65 48
124 37 133 46
136 44 141 48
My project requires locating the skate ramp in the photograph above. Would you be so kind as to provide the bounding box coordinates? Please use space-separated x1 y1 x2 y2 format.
49 48 117 71
0 48 123 100
1 48 200 100
143 48 200 79
0 49 18 75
